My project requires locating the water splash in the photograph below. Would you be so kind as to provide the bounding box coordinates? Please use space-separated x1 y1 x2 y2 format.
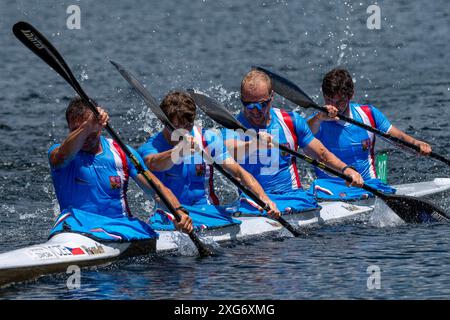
52 199 60 218
19 213 37 220
368 198 405 228
170 232 202 256
1 204 16 218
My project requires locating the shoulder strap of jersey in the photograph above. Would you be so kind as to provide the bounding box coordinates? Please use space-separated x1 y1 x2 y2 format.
271 108 298 150
106 138 132 216
192 126 220 205
273 108 302 188
280 109 298 148
353 105 378 178
356 105 376 128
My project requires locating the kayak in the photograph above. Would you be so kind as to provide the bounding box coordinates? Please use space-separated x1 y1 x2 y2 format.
389 178 450 198
0 178 449 287
0 233 156 288
0 201 371 287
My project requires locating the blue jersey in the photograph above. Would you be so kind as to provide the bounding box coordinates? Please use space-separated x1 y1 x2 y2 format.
138 126 231 206
224 107 315 193
312 103 392 180
48 136 145 219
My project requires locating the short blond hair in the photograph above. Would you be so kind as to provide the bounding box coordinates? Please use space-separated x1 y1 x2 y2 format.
241 69 272 96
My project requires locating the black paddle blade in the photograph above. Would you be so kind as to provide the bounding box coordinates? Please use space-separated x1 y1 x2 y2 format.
13 24 215 258
254 66 317 109
12 21 77 90
187 89 247 131
110 60 175 131
383 194 449 223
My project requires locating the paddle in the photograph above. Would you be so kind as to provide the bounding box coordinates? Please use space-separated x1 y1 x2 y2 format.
109 61 304 237
187 90 450 224
12 21 214 257
255 66 450 167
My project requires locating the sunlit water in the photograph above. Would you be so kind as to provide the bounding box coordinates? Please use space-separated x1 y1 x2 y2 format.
0 0 449 299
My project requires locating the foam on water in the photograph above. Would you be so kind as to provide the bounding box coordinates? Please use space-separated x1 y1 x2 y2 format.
167 231 221 257
51 198 60 218
19 213 37 220
368 198 405 228
1 204 16 218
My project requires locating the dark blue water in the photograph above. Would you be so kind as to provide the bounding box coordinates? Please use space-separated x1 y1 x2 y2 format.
0 0 449 299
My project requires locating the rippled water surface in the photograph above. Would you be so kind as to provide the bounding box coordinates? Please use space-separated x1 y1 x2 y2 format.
0 0 449 299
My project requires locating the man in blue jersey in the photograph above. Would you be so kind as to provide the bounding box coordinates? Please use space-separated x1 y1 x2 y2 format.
222 70 364 215
48 97 193 242
307 68 432 200
138 91 279 229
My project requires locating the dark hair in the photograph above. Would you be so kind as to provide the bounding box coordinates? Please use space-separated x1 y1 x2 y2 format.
160 91 196 124
65 97 96 124
322 68 354 99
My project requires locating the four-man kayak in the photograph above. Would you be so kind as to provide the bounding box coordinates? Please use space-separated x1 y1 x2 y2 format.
0 178 449 287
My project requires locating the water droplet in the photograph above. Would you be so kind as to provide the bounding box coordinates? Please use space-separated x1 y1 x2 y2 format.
80 69 89 81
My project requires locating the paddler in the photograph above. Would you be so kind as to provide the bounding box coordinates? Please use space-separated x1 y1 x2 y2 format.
138 91 279 230
222 69 364 215
307 68 432 200
48 97 193 242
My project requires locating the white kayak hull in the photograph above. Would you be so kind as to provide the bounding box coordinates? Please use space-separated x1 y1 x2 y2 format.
0 233 155 287
0 178 449 287
393 178 450 197
0 201 371 286
156 201 372 252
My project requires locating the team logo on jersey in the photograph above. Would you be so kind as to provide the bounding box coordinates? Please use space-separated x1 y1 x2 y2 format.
361 139 372 151
195 164 206 176
109 176 122 189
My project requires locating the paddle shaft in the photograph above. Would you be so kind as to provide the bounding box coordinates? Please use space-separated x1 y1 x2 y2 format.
12 22 212 255
240 127 387 199
60 64 212 256
256 66 450 166
173 133 301 235
109 63 303 236
188 90 450 223
312 103 450 166
198 145 300 234
145 113 300 234
274 139 388 199
74 92 187 220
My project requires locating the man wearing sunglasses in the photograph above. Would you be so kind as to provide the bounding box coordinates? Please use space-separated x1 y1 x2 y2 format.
223 69 364 215
138 91 280 231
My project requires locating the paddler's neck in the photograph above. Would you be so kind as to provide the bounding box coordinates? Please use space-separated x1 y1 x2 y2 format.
84 139 102 155
94 143 103 155
342 103 351 117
